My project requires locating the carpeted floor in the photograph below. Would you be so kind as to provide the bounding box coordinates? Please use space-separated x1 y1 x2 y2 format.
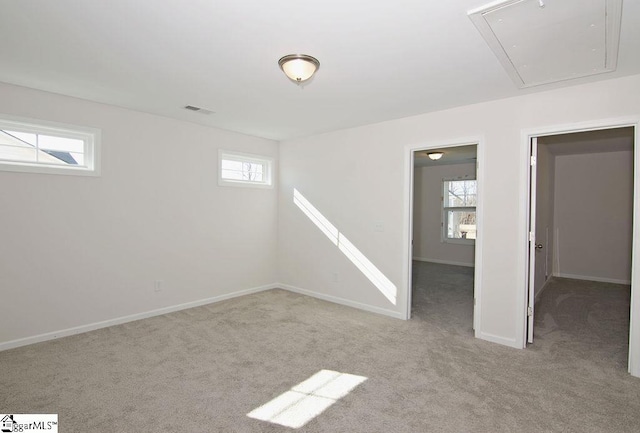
532 276 631 371
1 262 639 432
411 260 475 335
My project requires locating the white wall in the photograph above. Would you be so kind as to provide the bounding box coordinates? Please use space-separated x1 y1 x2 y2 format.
413 163 476 266
5 74 639 354
278 74 640 347
553 150 633 284
0 82 278 347
533 144 555 299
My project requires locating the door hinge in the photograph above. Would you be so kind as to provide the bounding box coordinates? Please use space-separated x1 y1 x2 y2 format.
529 231 535 242
527 306 533 317
530 156 536 166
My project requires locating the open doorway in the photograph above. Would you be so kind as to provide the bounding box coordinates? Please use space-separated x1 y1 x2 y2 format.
410 144 479 334
526 125 637 372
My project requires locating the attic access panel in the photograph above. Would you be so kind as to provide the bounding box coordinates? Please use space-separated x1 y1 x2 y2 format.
468 0 622 88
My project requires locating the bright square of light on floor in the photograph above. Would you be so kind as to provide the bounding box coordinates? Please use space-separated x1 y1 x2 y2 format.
247 369 367 429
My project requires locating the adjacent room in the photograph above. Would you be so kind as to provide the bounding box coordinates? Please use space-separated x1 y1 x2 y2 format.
411 145 478 334
529 127 634 369
1 0 640 432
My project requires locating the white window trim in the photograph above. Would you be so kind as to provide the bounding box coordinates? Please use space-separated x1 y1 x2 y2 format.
0 114 101 176
218 149 274 189
442 176 476 245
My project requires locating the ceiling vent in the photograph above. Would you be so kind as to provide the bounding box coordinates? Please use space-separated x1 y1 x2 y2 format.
468 0 623 88
183 105 214 115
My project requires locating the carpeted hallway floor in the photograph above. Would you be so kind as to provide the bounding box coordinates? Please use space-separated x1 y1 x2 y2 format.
531 276 631 371
1 262 639 432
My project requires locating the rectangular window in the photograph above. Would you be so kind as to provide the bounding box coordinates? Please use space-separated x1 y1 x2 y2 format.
0 115 100 176
443 178 477 244
218 150 273 188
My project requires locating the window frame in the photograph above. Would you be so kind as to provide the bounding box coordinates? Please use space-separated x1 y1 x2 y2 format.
218 149 274 189
0 114 101 176
442 177 477 245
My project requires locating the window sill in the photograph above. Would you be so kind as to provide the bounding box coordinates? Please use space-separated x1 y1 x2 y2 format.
0 161 99 177
443 238 475 246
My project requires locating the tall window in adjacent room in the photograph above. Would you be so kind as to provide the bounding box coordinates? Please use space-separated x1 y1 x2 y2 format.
443 178 477 244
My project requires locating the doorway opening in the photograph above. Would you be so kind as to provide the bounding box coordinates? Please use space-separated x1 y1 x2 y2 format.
525 123 638 375
407 143 482 334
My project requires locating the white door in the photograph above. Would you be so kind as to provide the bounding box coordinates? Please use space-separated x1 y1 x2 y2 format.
526 137 538 344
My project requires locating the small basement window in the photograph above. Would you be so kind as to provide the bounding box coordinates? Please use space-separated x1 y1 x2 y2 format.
0 115 100 176
218 150 273 188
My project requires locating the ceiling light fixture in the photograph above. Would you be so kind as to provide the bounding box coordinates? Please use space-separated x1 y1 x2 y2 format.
427 152 444 160
278 54 320 84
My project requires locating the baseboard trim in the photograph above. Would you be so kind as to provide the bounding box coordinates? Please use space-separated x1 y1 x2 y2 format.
554 273 631 285
279 283 404 320
413 257 474 268
0 283 278 352
477 331 520 349
534 277 554 303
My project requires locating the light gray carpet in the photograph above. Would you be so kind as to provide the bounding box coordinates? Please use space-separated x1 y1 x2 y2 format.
1 262 639 432
411 260 475 335
532 276 631 371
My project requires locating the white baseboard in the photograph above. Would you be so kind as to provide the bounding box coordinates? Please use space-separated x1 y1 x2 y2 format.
278 283 404 320
477 331 520 349
413 257 474 268
534 277 554 303
0 283 278 352
1 282 404 352
554 272 631 285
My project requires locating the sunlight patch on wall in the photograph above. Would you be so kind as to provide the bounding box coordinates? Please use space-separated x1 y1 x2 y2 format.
294 188 338 245
293 188 397 305
247 369 367 429
337 233 397 304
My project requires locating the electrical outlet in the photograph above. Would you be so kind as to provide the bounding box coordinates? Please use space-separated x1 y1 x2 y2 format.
154 280 163 292
374 221 384 232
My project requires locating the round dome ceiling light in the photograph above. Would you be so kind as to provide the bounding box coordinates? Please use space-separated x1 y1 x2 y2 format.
278 54 320 85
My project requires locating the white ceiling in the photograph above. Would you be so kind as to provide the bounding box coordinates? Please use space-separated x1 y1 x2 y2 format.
0 0 639 141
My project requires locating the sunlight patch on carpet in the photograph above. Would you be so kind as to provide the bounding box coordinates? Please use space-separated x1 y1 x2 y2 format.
247 369 367 429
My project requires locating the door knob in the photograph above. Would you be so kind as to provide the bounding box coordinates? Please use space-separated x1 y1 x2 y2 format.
535 243 543 250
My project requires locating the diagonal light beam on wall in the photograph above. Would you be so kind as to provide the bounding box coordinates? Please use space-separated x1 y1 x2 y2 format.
294 188 339 245
293 188 397 305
